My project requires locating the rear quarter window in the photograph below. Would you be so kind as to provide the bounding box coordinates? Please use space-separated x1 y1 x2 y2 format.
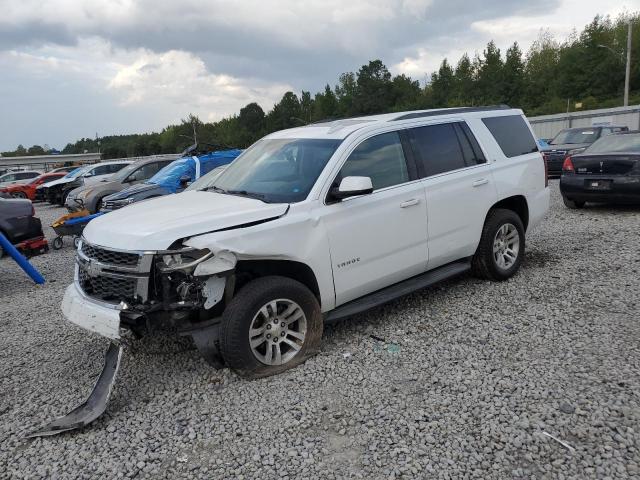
482 115 538 158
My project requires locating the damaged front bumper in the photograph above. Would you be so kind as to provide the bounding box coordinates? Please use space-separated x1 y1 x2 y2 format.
62 283 123 339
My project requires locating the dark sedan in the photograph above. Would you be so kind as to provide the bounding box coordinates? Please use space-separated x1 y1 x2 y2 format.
560 131 640 208
542 125 628 176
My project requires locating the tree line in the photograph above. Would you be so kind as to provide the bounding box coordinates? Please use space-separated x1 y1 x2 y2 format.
2 13 638 158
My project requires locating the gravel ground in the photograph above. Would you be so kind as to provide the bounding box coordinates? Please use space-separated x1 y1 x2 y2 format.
1 182 639 479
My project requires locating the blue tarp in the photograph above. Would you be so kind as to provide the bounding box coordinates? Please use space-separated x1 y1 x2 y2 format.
147 149 242 193
64 212 105 226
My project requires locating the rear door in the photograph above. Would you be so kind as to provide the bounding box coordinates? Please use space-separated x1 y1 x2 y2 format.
321 130 429 305
408 121 497 269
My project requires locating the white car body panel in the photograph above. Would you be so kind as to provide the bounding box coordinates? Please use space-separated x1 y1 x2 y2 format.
62 107 551 335
83 191 289 251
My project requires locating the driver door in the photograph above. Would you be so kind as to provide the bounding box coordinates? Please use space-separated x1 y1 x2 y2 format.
320 131 428 306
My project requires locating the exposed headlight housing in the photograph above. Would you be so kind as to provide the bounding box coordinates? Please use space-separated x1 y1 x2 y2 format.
157 248 213 272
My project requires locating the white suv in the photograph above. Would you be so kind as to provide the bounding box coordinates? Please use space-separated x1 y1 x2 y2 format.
62 107 549 378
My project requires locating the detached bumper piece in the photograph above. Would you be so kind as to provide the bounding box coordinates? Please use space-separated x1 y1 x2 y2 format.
26 342 123 438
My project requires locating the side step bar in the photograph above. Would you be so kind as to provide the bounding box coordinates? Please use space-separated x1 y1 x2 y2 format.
325 259 471 323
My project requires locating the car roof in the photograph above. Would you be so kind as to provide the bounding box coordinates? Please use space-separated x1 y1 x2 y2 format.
266 105 521 140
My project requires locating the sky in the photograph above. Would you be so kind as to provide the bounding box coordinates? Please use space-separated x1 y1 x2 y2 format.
1 0 638 151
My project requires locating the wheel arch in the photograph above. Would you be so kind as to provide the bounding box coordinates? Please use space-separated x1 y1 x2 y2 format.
234 259 322 305
489 195 529 230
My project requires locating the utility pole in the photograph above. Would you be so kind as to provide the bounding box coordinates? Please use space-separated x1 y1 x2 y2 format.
624 21 632 107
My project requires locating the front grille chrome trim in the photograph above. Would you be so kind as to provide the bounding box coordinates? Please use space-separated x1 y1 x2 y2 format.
76 239 153 304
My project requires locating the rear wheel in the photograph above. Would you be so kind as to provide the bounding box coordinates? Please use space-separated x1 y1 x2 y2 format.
52 237 63 250
562 196 585 209
472 208 525 281
219 276 323 378
11 191 27 199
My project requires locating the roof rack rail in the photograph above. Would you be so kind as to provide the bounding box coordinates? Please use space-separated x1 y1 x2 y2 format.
391 105 511 121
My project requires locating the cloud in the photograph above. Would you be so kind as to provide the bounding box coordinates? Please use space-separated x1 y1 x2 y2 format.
1 0 638 150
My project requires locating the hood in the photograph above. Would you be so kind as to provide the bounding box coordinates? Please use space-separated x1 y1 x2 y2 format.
542 142 591 152
37 176 78 189
83 191 289 251
73 180 123 197
104 182 160 201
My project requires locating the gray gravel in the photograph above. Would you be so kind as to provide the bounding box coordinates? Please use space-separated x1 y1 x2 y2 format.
1 182 639 479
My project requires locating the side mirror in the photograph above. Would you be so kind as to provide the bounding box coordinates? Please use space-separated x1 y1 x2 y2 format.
179 175 192 187
127 170 144 183
330 176 373 201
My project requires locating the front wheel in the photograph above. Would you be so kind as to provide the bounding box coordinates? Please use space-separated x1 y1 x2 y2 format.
219 276 323 379
472 208 525 281
562 196 585 209
11 191 27 199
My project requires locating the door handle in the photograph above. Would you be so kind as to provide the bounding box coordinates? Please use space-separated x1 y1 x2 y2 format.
400 198 420 208
472 178 489 187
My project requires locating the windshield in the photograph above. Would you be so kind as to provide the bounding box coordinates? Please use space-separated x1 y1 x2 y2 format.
212 138 342 203
186 166 227 192
550 129 599 145
585 133 640 154
65 167 88 179
110 162 140 182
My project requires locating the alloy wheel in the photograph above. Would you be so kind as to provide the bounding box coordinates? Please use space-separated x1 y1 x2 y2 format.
248 299 307 366
493 223 520 270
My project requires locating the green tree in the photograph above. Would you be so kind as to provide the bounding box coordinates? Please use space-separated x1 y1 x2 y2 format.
27 145 45 155
429 59 455 107
477 41 504 103
354 60 393 114
335 72 357 116
503 42 525 106
453 54 476 105
313 84 338 121
391 74 421 111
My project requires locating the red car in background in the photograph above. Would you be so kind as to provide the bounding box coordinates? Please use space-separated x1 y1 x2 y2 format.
1 172 67 200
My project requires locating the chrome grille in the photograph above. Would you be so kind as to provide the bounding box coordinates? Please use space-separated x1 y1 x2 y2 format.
102 200 125 211
81 242 140 267
78 268 137 302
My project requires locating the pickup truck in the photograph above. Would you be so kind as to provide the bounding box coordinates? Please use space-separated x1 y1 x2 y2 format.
62 106 549 379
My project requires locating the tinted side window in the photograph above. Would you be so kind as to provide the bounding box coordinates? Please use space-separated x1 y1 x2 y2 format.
139 162 164 178
482 115 537 158
458 123 486 164
92 165 111 176
110 163 128 173
409 123 466 177
339 131 409 190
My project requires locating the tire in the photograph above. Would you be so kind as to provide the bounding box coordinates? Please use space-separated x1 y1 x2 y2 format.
94 196 107 213
73 236 81 249
52 237 63 250
59 189 71 206
472 208 525 281
11 191 27 199
219 276 323 379
562 196 585 209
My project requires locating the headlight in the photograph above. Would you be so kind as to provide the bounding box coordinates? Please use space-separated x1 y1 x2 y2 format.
157 248 212 272
76 188 94 200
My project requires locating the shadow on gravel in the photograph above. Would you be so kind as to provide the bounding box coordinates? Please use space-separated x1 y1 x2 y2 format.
524 248 559 268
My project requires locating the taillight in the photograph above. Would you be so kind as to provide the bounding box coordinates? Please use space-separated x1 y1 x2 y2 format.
562 156 575 173
542 154 549 187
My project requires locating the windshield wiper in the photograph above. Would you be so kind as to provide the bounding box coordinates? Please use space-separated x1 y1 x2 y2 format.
226 189 267 201
204 185 228 193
